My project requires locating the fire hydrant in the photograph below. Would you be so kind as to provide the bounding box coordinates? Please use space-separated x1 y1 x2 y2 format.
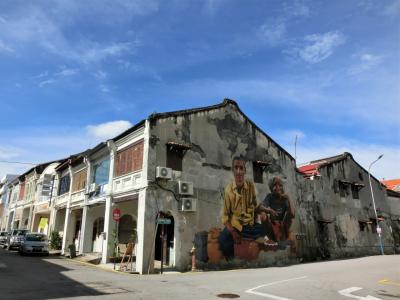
190 245 196 271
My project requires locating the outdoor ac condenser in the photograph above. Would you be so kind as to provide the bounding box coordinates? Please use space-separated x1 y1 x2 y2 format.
177 181 194 195
156 166 172 180
179 198 197 212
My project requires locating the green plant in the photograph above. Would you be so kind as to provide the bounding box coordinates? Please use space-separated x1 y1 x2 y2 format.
49 231 62 250
129 228 137 243
110 228 120 258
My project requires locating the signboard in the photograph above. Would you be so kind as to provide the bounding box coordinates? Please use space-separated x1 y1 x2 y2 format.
112 208 121 222
157 218 171 225
39 217 48 232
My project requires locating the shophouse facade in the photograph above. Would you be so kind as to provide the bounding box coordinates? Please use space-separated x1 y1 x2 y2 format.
298 153 396 258
0 174 19 231
4 99 398 275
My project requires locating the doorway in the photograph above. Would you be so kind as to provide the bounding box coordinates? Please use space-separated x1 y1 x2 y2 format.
154 214 175 266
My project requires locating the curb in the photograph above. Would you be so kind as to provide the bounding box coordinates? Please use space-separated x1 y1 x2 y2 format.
65 258 138 276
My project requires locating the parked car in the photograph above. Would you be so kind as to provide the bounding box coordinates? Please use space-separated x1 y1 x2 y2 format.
19 233 49 255
0 231 9 246
5 229 29 250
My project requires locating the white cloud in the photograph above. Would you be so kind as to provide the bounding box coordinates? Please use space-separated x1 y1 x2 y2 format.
348 53 383 75
295 31 345 64
34 71 49 79
283 0 310 17
259 21 287 46
203 0 227 15
0 39 13 53
382 0 400 16
0 146 23 160
79 41 139 64
55 68 78 76
99 84 111 93
86 120 133 140
94 70 108 80
39 79 56 87
0 8 140 65
110 0 159 15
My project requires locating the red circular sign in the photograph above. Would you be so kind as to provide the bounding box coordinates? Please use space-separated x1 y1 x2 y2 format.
113 208 121 222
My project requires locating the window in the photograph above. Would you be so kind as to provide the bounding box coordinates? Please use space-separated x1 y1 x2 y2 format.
93 158 110 185
358 221 366 232
58 175 71 195
253 162 264 183
41 174 54 197
358 172 364 181
167 145 184 171
339 182 347 197
115 140 144 177
18 182 25 200
351 185 359 199
72 168 87 192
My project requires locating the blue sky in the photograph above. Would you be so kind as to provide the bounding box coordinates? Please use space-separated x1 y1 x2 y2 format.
0 0 399 180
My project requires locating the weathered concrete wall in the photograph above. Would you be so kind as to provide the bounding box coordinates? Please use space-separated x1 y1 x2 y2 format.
386 193 400 252
144 103 298 271
300 155 395 259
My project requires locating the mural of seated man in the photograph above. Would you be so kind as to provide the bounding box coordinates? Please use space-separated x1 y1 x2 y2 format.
259 177 295 243
218 156 265 261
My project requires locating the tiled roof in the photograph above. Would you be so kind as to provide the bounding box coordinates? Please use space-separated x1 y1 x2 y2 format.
381 179 400 192
297 152 351 178
297 163 322 177
112 98 295 161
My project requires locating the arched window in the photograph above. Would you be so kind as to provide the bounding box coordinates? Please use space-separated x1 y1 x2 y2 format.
92 217 104 241
118 214 137 244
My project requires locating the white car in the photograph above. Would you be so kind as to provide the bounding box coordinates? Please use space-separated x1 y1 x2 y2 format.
19 233 49 255
5 229 29 250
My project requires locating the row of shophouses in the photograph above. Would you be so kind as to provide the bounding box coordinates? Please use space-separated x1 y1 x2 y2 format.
0 99 399 274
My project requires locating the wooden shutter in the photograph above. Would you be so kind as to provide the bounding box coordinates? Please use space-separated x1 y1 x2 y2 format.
115 139 144 177
72 169 87 192
19 182 25 200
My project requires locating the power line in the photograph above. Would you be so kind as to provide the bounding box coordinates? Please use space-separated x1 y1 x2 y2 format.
0 160 37 166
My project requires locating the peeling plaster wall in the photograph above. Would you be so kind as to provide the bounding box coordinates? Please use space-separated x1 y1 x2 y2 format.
386 194 400 251
144 103 297 271
300 155 395 258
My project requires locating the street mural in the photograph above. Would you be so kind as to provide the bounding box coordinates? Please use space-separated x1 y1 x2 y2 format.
206 156 295 263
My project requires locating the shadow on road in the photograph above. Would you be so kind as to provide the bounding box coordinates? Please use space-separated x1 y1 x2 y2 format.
0 248 106 300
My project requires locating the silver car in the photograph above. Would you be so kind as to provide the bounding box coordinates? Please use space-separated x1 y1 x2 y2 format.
5 229 29 250
19 233 49 255
0 231 9 246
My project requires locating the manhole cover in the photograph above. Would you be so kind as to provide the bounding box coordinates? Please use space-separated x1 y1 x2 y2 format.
216 293 240 298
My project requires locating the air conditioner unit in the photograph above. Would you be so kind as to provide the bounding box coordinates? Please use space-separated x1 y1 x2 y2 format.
156 166 172 180
179 198 197 212
177 181 194 195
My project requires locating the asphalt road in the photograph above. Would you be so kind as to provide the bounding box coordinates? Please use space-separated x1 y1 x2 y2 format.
0 247 399 300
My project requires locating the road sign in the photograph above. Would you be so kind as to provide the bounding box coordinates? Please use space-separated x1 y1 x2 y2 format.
157 218 171 225
377 226 382 234
113 208 121 222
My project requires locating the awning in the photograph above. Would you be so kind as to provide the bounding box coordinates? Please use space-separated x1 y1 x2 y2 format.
317 219 334 224
113 194 138 203
166 141 192 150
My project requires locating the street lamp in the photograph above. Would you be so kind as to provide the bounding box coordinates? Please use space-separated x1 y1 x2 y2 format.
368 154 384 255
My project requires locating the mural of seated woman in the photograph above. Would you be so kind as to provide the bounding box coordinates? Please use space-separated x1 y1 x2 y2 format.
259 177 295 243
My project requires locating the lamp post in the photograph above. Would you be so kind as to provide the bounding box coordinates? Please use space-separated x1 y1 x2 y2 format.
368 154 384 255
